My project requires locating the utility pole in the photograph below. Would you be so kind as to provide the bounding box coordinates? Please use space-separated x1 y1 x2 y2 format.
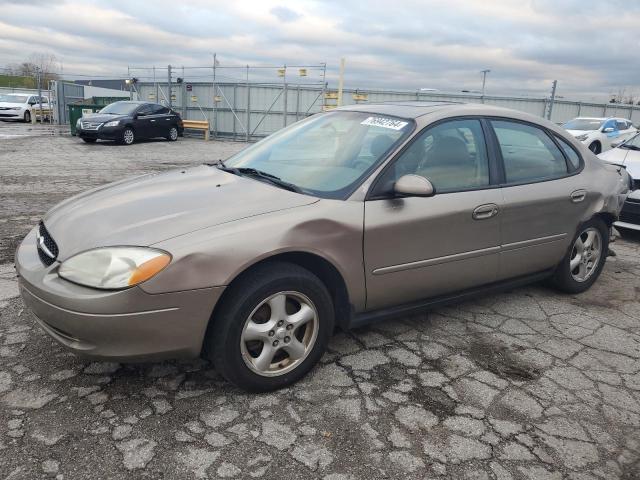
167 65 172 109
480 69 490 100
547 80 558 120
337 58 346 107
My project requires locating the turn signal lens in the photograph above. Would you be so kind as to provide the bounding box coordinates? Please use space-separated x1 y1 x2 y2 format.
128 255 171 286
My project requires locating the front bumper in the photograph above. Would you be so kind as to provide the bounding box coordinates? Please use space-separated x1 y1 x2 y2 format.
616 190 640 231
77 126 122 140
16 227 224 361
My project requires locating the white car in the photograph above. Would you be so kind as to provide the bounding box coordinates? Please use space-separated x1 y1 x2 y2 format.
0 93 50 123
599 133 640 231
563 117 637 154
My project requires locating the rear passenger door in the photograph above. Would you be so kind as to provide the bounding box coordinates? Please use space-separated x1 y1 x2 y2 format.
489 120 589 280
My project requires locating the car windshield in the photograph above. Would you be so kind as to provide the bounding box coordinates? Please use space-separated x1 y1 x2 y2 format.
563 119 604 131
99 102 139 115
0 94 28 103
223 111 413 199
621 133 640 150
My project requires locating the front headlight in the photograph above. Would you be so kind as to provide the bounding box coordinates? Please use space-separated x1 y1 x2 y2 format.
104 120 120 127
58 247 171 290
575 134 589 141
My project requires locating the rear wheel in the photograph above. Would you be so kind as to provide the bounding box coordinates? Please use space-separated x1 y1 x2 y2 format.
551 217 608 293
588 141 601 154
205 262 334 392
120 127 135 145
166 126 178 141
23 111 31 123
82 138 97 143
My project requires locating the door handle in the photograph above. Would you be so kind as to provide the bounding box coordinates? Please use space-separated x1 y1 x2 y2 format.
150 119 156 122
472 203 499 220
570 190 586 203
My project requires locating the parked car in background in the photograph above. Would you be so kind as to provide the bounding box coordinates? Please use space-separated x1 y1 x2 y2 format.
16 103 630 392
563 117 637 154
0 93 49 123
599 132 640 230
76 101 183 145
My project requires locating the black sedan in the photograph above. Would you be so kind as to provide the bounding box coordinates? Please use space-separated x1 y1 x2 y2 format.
76 101 184 145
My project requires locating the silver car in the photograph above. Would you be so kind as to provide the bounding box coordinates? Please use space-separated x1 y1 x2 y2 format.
15 102 631 391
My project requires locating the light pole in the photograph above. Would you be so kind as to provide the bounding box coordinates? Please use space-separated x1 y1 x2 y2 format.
480 69 491 97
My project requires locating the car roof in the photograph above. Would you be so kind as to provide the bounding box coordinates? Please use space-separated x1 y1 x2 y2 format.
336 101 462 119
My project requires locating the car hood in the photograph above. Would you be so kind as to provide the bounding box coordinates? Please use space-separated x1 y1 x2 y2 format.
43 165 318 260
599 148 640 179
0 102 25 108
566 129 595 137
80 113 129 123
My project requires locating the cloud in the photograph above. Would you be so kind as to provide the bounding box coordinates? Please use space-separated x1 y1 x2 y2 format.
0 0 638 102
270 6 302 22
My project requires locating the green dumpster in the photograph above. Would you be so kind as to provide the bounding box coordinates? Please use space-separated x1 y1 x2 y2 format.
68 103 103 135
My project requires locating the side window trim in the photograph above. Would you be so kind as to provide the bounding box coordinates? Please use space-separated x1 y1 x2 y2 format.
366 115 496 200
485 116 579 187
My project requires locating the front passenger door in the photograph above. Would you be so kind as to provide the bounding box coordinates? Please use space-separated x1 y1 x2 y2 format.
134 105 154 139
363 118 502 310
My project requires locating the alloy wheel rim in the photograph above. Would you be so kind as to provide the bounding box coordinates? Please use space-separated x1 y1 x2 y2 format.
569 227 602 282
240 291 319 377
170 127 178 140
124 129 134 144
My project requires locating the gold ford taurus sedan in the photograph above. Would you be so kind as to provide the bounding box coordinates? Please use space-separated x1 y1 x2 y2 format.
15 102 631 391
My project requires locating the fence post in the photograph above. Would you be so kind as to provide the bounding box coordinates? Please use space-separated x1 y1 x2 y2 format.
577 102 582 116
295 85 300 122
167 65 172 109
246 65 250 142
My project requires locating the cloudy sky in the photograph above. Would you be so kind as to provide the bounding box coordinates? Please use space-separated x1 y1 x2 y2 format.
0 0 638 101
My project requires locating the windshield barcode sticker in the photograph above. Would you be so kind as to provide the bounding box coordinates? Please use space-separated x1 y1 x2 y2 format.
361 117 408 130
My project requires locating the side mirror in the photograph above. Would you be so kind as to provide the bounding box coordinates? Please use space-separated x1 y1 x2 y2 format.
603 127 615 133
394 174 434 197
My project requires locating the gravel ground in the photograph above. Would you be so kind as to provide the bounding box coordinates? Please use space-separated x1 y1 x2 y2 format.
1 123 640 479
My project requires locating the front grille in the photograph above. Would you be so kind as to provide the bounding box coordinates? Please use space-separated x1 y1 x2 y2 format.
36 222 59 266
80 121 102 130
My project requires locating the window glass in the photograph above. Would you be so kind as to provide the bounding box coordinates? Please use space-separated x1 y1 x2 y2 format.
602 119 617 131
615 120 627 131
491 120 568 183
225 111 412 198
377 119 490 193
555 136 581 170
137 104 153 115
149 104 165 114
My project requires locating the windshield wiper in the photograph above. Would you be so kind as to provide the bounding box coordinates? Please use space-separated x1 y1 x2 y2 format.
620 144 640 151
217 166 303 193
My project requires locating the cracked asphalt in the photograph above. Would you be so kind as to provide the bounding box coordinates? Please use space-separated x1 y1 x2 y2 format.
1 123 640 479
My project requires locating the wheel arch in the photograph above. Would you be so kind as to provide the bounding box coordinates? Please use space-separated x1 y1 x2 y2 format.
208 251 352 335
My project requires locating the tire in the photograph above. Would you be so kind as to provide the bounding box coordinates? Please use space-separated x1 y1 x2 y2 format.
82 138 97 143
550 217 609 294
120 127 135 145
588 141 601 155
23 111 31 123
205 262 334 392
166 126 179 141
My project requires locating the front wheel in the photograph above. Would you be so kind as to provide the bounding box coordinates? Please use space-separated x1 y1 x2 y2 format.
23 111 31 123
205 262 334 392
166 126 178 141
120 127 135 145
550 217 608 293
